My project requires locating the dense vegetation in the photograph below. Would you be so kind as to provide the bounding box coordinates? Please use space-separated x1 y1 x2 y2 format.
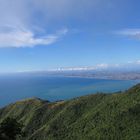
0 117 24 140
0 84 140 140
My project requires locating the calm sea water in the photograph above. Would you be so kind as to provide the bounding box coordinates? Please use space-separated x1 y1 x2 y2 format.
0 74 140 107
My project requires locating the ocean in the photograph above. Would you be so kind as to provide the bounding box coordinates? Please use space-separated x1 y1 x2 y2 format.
0 74 140 107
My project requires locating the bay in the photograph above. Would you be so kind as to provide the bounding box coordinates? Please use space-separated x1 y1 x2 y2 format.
0 74 139 107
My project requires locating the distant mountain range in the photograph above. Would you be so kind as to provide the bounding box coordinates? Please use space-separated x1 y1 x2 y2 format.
0 84 140 140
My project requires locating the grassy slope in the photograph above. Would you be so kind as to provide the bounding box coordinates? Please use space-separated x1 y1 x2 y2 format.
0 84 140 140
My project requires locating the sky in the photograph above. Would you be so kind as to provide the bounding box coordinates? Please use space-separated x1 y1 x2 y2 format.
0 0 140 72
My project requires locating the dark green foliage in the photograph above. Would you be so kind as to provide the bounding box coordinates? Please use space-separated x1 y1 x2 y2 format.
0 84 140 140
0 117 24 140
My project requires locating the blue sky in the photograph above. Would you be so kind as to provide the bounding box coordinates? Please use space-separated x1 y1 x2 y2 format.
0 0 140 72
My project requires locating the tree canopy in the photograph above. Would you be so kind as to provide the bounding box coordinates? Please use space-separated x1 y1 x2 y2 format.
0 117 24 140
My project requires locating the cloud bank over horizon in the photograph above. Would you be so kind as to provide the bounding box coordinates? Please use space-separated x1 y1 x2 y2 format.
45 60 140 72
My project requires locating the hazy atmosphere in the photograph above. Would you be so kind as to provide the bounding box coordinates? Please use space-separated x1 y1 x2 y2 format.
0 1 140 140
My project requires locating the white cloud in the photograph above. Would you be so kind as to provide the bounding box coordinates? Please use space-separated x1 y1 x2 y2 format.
127 60 140 64
50 63 111 71
136 60 140 64
0 0 113 48
115 29 140 39
0 26 68 48
0 0 111 25
0 0 73 48
96 63 109 69
46 61 140 71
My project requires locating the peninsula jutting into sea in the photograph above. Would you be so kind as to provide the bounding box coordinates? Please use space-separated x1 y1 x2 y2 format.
17 68 140 80
0 0 140 140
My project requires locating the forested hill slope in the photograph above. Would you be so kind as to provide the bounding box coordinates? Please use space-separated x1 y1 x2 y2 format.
0 84 140 140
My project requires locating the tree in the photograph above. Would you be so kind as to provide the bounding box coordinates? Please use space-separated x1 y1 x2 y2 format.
0 117 24 140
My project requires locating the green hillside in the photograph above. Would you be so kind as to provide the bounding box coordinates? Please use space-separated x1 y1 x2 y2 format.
0 84 140 140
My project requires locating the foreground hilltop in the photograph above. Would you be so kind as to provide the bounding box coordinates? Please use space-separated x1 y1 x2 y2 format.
0 84 140 140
